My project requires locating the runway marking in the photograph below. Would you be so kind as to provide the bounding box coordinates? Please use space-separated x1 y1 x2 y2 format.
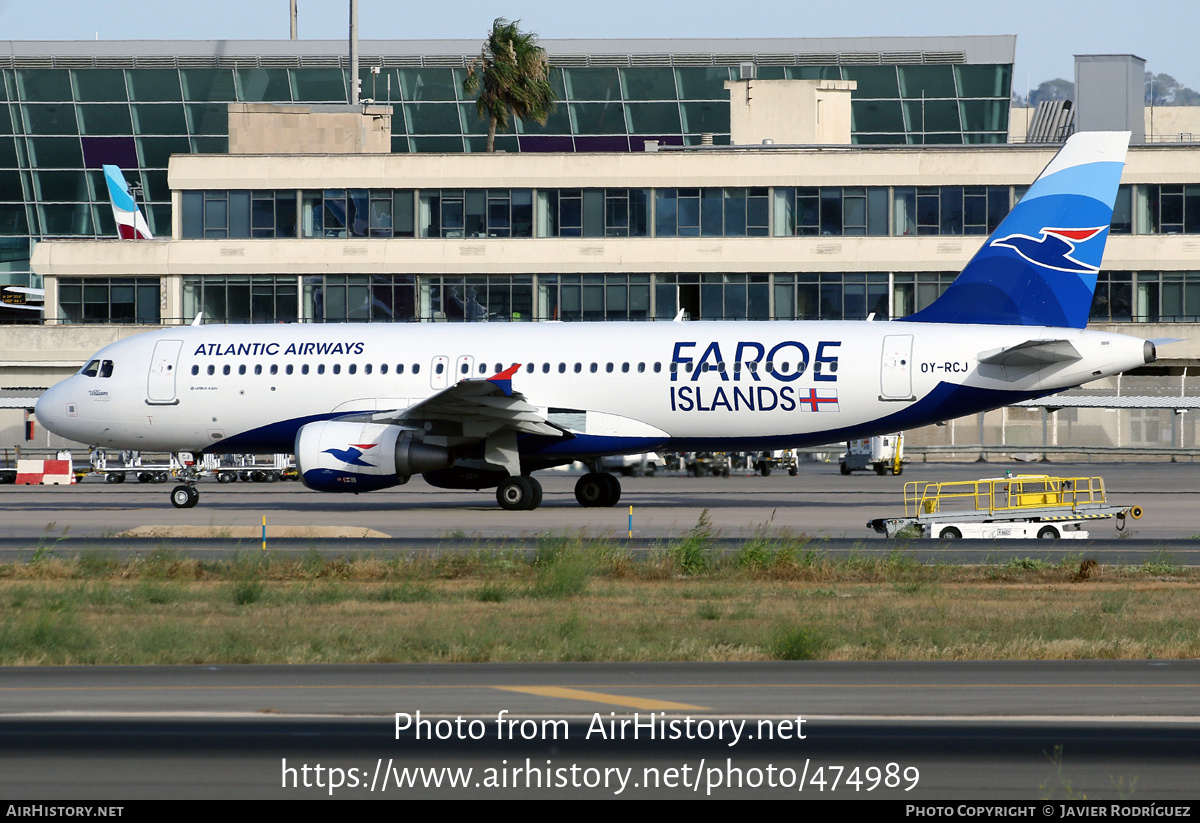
493 686 707 710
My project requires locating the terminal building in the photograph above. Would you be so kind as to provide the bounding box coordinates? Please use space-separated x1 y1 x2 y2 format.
4 36 1200 454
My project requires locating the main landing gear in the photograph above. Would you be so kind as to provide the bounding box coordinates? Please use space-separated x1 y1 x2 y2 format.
574 472 621 508
496 475 544 511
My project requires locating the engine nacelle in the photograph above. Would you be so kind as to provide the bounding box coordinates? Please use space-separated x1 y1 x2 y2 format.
295 420 452 493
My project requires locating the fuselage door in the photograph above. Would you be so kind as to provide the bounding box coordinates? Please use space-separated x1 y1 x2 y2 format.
880 334 914 401
430 355 449 390
146 339 183 405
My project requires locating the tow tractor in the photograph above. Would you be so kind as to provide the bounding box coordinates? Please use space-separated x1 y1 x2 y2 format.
841 434 905 476
868 474 1143 539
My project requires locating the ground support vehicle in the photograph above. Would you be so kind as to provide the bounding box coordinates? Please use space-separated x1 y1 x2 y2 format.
751 449 798 476
684 451 729 477
206 453 295 483
88 449 174 484
600 453 660 477
841 434 906 476
868 474 1142 539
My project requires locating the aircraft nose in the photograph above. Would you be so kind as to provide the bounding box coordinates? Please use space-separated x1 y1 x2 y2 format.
35 380 75 438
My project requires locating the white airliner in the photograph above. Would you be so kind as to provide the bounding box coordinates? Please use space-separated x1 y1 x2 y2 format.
36 132 1158 510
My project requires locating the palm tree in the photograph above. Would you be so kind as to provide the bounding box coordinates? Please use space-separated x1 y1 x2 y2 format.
463 18 557 152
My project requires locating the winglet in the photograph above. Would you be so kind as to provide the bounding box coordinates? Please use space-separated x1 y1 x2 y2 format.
487 363 521 397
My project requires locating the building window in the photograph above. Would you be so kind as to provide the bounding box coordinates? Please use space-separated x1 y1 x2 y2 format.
1136 185 1200 234
304 274 416 323
536 189 649 237
57 277 160 324
774 187 888 236
1090 271 1134 321
420 275 532 321
539 274 651 321
183 274 298 323
654 188 769 237
419 189 533 238
774 273 889 320
893 186 1009 236
890 272 956 317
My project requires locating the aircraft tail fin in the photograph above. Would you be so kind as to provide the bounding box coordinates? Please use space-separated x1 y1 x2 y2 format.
907 131 1130 329
102 165 153 240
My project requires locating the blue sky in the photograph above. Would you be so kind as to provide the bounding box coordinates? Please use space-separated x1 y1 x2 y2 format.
2 0 1196 92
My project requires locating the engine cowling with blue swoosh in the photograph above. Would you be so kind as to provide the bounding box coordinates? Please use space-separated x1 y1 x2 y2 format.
295 420 452 492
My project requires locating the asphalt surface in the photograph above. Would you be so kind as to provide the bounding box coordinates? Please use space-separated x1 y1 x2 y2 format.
2 661 1199 799
3 462 1199 799
0 461 1195 542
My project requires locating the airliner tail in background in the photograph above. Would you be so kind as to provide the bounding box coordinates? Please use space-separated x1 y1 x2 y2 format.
102 165 153 240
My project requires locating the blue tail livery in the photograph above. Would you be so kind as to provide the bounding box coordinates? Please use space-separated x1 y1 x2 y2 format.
909 131 1130 328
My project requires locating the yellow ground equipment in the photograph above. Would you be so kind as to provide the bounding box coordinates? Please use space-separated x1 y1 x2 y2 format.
868 474 1142 539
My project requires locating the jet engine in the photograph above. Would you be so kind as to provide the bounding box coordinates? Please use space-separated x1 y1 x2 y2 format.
295 420 452 493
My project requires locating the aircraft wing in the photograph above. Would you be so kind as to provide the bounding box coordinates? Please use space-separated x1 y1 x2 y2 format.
351 365 566 439
978 339 1082 368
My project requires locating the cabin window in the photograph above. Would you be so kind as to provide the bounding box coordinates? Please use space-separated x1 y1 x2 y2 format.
605 363 614 373
99 360 114 378
637 363 644 373
460 363 469 375
653 362 661 373
81 360 100 377
333 364 341 375
286 364 293 375
223 365 231 376
436 363 444 375
494 363 502 373
589 363 598 373
543 363 551 373
302 364 310 375
238 365 246 375
270 364 278 375
362 364 369 375
701 363 710 373
412 364 420 374
254 364 262 375
525 363 534 373
207 365 215 376
318 364 326 375
349 364 357 375
621 363 630 373
573 363 581 373
191 365 199 376
394 364 402 374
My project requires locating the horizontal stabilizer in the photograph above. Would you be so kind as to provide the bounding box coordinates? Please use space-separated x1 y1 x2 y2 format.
978 339 1082 368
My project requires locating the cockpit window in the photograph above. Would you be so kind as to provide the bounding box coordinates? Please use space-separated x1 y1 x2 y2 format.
82 360 100 377
99 360 114 378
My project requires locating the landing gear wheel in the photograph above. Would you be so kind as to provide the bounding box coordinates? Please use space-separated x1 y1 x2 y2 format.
939 527 962 540
528 476 543 509
497 476 537 511
1037 525 1060 540
170 484 199 509
575 472 620 507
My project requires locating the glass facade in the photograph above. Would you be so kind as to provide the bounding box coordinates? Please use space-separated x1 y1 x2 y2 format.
1 46 1014 297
